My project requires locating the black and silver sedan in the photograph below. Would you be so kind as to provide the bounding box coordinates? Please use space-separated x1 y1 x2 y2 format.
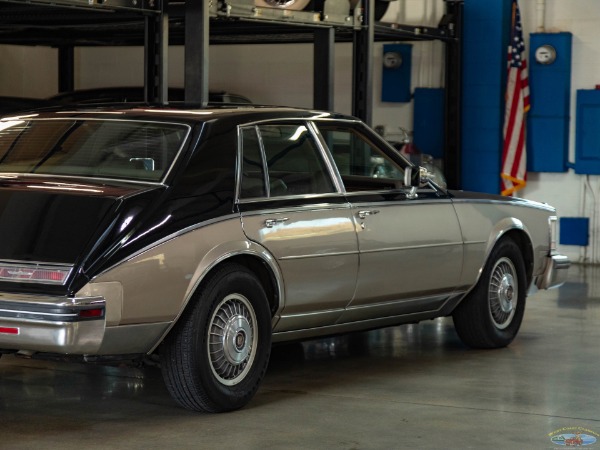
0 105 569 412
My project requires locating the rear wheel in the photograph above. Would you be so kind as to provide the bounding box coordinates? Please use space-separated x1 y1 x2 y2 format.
161 263 272 412
453 238 527 349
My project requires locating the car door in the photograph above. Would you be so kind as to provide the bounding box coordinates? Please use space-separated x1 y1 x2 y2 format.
314 122 464 323
237 122 359 332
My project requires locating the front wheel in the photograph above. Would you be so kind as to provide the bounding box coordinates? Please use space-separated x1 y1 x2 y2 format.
453 238 527 349
161 263 272 412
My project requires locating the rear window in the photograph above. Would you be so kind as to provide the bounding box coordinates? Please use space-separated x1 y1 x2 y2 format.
0 118 189 182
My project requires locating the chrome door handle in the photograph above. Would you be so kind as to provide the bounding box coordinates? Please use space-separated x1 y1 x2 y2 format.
357 210 380 219
265 218 289 228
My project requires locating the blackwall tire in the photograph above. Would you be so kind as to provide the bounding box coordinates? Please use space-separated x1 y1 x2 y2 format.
161 263 272 413
452 238 527 349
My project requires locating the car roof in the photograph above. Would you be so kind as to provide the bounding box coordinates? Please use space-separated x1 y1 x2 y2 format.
1 104 358 126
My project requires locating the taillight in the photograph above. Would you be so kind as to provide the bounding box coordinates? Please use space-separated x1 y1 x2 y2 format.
78 308 104 319
0 327 19 335
0 263 72 285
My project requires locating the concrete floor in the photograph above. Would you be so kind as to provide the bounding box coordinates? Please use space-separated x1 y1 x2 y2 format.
1 264 599 450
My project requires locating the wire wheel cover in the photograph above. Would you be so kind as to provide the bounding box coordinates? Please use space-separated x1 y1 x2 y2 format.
208 294 258 386
488 257 518 330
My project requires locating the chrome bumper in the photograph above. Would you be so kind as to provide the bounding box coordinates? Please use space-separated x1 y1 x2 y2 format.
0 293 106 354
536 254 571 290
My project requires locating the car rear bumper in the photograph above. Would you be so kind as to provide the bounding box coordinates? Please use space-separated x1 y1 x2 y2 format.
0 293 106 354
535 254 571 290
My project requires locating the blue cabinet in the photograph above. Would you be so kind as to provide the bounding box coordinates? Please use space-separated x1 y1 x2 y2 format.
527 32 572 173
576 90 600 174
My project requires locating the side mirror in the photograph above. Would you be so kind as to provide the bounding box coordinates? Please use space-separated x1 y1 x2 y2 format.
404 166 432 188
404 166 416 187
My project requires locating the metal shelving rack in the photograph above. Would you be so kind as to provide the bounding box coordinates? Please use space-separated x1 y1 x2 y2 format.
0 0 463 188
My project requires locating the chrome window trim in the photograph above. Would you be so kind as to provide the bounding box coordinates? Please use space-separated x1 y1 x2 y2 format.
236 124 270 203
342 185 440 198
0 117 192 185
235 126 243 202
235 202 353 217
0 172 166 188
347 197 453 207
237 191 348 204
233 116 363 129
255 124 270 197
306 121 344 194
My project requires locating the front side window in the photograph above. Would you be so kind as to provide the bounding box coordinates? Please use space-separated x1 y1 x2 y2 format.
239 123 336 199
0 119 189 182
316 124 405 192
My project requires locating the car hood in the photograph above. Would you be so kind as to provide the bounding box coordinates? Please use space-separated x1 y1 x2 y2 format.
0 176 162 266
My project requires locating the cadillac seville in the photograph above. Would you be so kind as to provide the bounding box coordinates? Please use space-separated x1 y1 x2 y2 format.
0 105 569 412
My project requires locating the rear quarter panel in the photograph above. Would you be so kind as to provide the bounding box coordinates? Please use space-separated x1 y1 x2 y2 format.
88 216 279 326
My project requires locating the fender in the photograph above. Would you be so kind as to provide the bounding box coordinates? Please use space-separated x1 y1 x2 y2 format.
460 217 534 302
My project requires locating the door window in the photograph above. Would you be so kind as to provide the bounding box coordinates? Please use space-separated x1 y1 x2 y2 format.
316 125 405 192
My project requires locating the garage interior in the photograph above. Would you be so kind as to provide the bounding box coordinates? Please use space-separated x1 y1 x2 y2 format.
1 0 599 448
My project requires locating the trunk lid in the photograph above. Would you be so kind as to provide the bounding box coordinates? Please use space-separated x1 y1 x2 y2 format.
0 175 161 264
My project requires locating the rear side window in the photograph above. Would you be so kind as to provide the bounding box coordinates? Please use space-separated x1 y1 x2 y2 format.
239 123 336 199
0 119 189 182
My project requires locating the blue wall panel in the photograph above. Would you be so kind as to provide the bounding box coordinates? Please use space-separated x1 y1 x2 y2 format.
575 90 600 174
461 0 512 193
527 32 572 173
560 217 589 246
381 44 412 103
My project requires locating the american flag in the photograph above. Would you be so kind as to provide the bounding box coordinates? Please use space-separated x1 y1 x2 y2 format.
501 0 530 196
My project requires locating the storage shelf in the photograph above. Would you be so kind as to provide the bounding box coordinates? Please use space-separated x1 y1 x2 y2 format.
0 0 457 46
0 0 464 188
